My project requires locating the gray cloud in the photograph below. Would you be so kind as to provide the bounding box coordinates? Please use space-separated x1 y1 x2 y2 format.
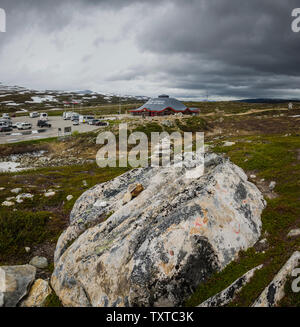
0 0 300 99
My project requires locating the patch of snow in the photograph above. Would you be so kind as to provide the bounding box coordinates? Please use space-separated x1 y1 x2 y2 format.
0 162 32 172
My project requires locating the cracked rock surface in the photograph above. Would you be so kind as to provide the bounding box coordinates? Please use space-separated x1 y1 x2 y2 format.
51 153 266 307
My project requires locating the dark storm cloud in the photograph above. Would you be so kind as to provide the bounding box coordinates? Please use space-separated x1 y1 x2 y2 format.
130 0 300 98
136 0 300 73
0 0 300 98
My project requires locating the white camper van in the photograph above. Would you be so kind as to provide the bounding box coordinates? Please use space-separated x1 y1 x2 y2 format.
79 115 94 123
29 112 39 118
40 113 48 121
63 111 79 120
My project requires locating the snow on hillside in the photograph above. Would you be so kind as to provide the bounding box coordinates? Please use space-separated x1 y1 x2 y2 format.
0 83 147 112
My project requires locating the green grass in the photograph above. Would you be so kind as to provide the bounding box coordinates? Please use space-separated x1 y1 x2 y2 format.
132 122 164 138
175 116 210 132
0 211 55 262
44 292 63 307
183 101 297 115
0 161 128 266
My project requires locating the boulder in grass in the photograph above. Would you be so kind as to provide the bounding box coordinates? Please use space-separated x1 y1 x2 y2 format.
51 153 266 307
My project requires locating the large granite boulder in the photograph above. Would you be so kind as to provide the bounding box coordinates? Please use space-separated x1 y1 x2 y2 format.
51 153 266 307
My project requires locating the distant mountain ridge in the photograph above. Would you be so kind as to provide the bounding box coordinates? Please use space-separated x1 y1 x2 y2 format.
0 83 148 113
237 98 300 104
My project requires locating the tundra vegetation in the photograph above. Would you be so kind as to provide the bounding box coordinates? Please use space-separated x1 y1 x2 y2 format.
0 102 299 306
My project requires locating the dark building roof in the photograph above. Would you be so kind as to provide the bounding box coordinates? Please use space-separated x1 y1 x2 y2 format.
130 95 199 113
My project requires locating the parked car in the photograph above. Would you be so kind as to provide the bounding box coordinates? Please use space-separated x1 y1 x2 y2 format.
29 112 39 118
0 121 10 132
18 122 32 130
0 126 12 132
40 113 48 121
14 122 24 129
37 120 51 128
73 120 79 126
2 113 10 119
71 114 79 121
63 112 79 120
0 118 12 127
79 115 94 123
0 121 12 132
88 119 100 125
95 121 109 127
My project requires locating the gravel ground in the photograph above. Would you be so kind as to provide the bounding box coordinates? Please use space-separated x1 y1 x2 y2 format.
0 116 102 144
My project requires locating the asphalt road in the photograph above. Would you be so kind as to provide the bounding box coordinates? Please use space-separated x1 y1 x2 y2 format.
0 116 101 144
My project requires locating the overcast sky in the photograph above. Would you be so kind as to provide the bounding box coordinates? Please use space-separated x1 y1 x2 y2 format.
0 0 300 100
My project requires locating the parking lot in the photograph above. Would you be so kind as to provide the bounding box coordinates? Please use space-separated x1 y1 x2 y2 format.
0 116 102 144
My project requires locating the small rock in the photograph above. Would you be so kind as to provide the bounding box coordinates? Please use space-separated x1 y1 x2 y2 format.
82 180 88 187
29 256 48 269
2 201 14 207
44 191 56 198
25 247 31 253
254 238 268 252
20 279 52 307
66 195 73 201
0 265 36 307
260 179 265 182
16 193 34 203
287 229 300 238
269 181 276 190
250 175 256 179
161 120 173 127
130 184 144 198
0 187 5 191
11 188 22 194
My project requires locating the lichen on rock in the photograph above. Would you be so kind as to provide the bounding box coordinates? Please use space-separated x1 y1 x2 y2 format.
51 153 266 307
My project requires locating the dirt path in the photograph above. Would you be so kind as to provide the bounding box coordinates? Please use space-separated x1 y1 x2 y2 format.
198 107 289 118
